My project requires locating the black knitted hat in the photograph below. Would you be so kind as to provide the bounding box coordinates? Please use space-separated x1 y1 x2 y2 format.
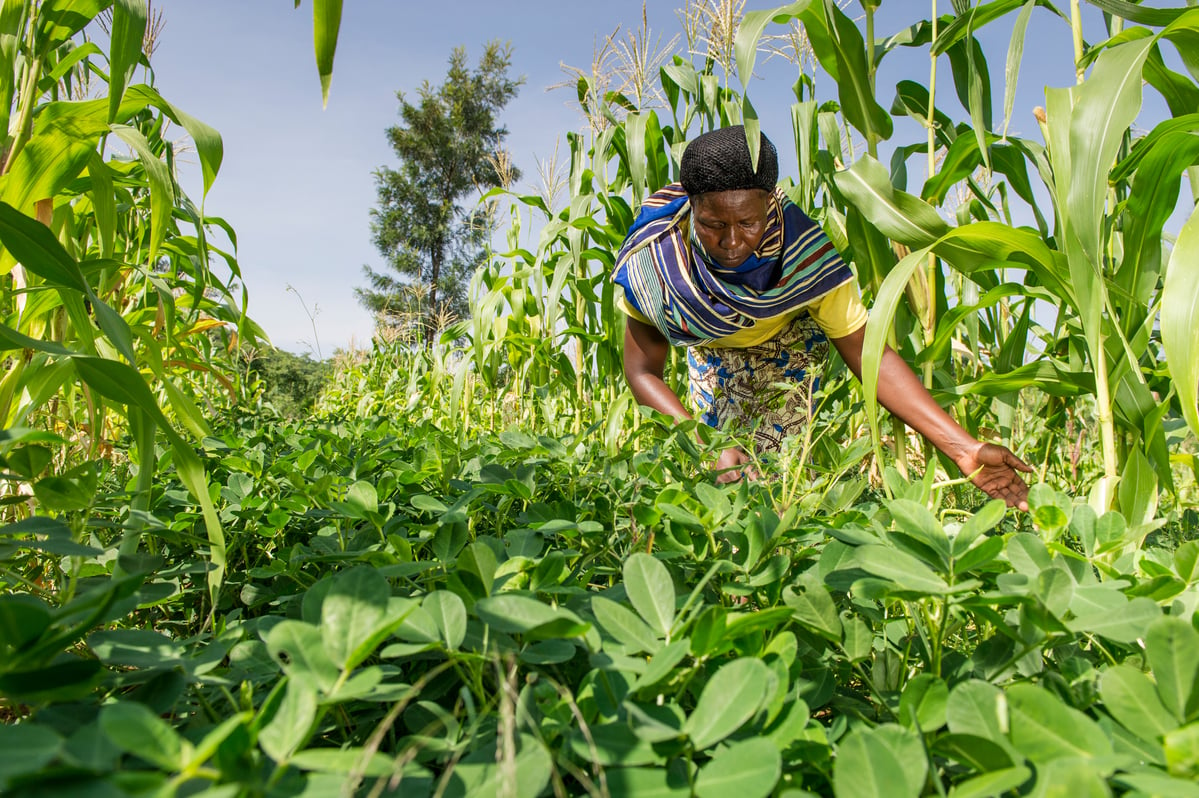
679 125 778 196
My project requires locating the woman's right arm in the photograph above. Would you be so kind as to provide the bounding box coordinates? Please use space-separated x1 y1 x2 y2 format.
622 316 752 482
622 316 692 421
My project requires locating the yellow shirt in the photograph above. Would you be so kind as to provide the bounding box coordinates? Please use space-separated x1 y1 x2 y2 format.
619 278 869 347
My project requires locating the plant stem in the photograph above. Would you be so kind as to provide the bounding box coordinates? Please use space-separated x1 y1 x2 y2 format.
1070 0 1085 84
924 0 939 391
1094 331 1119 502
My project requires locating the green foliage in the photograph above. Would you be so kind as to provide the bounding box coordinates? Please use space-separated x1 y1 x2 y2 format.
360 41 523 341
244 348 332 418
1 409 1197 795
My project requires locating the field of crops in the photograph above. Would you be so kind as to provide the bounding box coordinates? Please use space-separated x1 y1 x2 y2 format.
2 1 1199 796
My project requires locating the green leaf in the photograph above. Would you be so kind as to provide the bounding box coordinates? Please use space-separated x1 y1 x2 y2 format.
625 111 648 208
1117 768 1199 797
423 590 466 651
1084 0 1190 27
1174 541 1199 584
110 124 176 267
441 734 553 798
568 722 662 766
99 701 190 771
266 620 339 694
1146 617 1199 722
457 541 497 599
683 657 771 749
592 594 660 654
819 0 893 142
1100 664 1179 743
312 0 342 107
1006 682 1113 764
1002 1 1036 137
0 201 88 291
344 480 377 516
32 465 97 512
1031 758 1112 796
858 245 928 448
290 748 397 777
783 569 842 641
1162 202 1199 441
474 594 585 637
605 763 692 798
695 738 781 798
845 544 951 596
900 674 949 731
412 493 448 514
834 724 927 798
946 766 1032 798
888 499 951 569
257 680 316 763
88 629 182 669
107 0 147 123
736 3 814 88
0 594 52 653
1068 37 1156 267
1164 722 1199 780
632 638 691 693
623 553 675 637
1066 595 1162 644
319 566 390 670
947 680 1008 745
841 613 874 662
1118 447 1158 529
0 723 61 781
36 0 110 55
0 657 103 702
953 499 1006 558
835 156 949 247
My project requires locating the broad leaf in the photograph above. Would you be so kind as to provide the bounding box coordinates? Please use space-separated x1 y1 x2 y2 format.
1146 617 1199 722
624 553 675 637
683 657 771 749
1006 683 1113 764
834 724 927 798
695 738 781 798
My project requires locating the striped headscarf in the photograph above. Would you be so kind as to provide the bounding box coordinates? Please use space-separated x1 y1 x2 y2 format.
612 183 854 346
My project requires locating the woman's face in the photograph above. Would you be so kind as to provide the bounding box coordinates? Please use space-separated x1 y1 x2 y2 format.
691 189 770 269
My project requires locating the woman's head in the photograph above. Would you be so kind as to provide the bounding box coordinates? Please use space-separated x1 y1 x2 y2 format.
681 126 778 268
680 125 778 197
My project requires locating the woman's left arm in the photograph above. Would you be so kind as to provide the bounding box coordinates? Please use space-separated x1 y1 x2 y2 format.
831 325 1033 510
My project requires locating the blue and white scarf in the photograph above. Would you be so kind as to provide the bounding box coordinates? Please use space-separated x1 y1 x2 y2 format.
612 183 854 347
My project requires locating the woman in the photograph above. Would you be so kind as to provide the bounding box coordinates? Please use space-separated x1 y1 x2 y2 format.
613 126 1032 509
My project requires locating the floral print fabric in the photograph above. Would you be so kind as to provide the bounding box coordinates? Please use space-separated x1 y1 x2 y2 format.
687 311 829 453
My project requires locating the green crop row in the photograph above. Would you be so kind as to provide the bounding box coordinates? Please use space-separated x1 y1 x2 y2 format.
1 408 1196 796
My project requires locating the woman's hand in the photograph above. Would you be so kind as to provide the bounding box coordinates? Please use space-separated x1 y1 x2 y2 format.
714 446 757 484
954 442 1034 511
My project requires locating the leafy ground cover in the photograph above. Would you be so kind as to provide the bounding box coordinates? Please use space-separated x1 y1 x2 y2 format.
2 406 1197 797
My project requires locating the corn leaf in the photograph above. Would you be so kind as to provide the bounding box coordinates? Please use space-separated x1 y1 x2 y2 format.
1083 0 1189 27
1161 202 1199 440
312 0 342 108
106 0 146 123
35 0 109 56
110 124 175 267
1002 0 1037 138
860 246 929 452
1066 37 1155 267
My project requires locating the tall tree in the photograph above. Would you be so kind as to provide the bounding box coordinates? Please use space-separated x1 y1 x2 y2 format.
359 42 522 342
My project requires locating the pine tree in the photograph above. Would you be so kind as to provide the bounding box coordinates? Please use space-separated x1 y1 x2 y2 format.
359 42 522 343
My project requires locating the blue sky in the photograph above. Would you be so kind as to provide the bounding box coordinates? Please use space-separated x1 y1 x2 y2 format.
148 1 1172 356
